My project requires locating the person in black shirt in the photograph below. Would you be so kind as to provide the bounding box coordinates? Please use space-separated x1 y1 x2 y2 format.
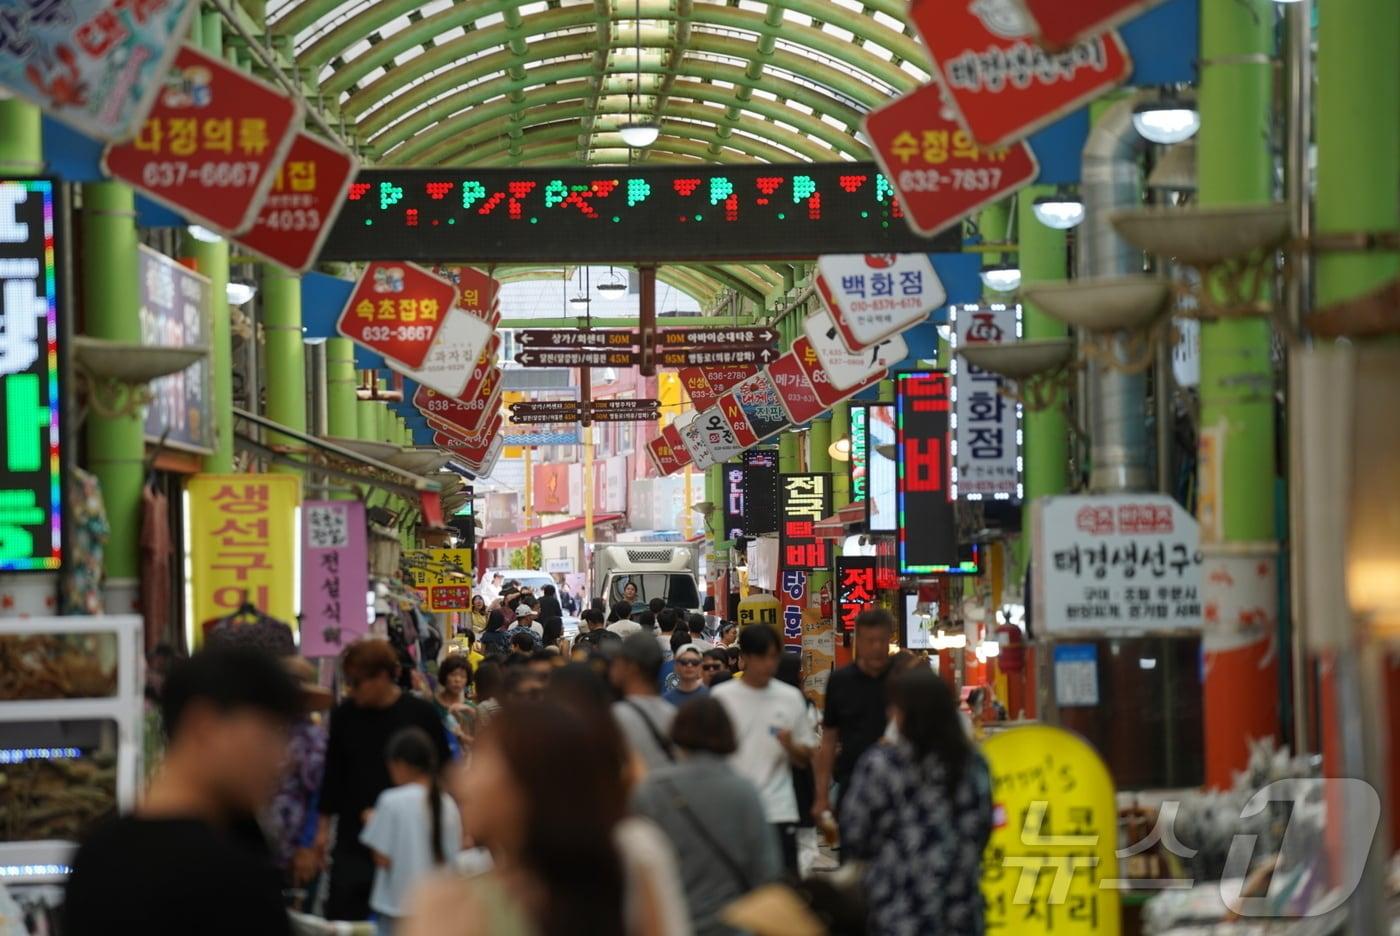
313 640 451 921
66 646 304 936
538 583 564 621
813 608 895 825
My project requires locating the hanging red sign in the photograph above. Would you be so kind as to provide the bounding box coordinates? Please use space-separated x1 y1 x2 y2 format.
768 350 826 425
434 413 502 465
864 83 1040 237
233 131 358 273
1014 0 1168 50
415 384 499 437
792 337 887 409
454 266 499 319
717 391 760 449
337 261 458 369
679 364 756 411
103 44 302 235
647 431 690 476
908 0 1132 147
458 336 502 403
837 557 878 632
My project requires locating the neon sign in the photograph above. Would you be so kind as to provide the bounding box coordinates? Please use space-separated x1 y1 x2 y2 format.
896 371 977 576
321 164 962 263
0 180 62 571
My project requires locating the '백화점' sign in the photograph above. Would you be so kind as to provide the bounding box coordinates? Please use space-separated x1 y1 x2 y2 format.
0 179 63 571
300 500 369 658
339 261 459 371
103 44 302 235
0 0 197 142
779 473 832 571
233 131 359 274
1032 493 1204 635
896 371 959 574
139 245 212 453
909 0 1131 147
188 474 299 641
816 253 946 350
952 304 1021 500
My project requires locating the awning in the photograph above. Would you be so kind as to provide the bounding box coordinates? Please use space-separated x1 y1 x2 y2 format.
481 513 626 550
814 502 870 539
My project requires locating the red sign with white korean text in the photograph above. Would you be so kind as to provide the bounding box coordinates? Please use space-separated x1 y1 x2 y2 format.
864 84 1040 237
1014 0 1167 50
663 423 693 471
792 337 886 409
103 44 302 235
419 383 501 438
234 131 358 273
647 431 689 476
454 266 499 320
837 556 878 632
768 350 826 425
908 0 1132 146
458 341 502 403
431 410 502 459
679 364 757 411
338 261 459 369
717 391 760 449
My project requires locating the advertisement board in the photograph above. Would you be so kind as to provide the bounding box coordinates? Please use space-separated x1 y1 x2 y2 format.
896 372 959 574
865 402 897 533
742 448 780 537
951 303 1022 500
300 500 369 658
723 463 746 541
139 245 212 452
338 261 459 370
779 473 832 571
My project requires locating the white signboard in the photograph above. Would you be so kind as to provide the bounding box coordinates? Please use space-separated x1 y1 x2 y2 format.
691 407 744 464
1033 493 1204 635
952 304 1021 500
815 253 945 350
802 308 908 391
1053 644 1100 707
393 307 492 397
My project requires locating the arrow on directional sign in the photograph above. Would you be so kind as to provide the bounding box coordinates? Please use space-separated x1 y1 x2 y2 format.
658 347 778 368
591 398 662 411
508 412 578 425
591 410 660 422
515 348 640 368
509 400 582 413
657 327 779 347
517 329 640 348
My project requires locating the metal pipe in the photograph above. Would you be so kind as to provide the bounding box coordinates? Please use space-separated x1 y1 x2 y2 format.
1080 94 1150 494
305 340 328 437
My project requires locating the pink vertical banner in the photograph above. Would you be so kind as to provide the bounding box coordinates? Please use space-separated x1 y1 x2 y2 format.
301 500 369 658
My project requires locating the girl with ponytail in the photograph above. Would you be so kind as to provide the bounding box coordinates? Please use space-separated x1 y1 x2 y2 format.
361 726 462 935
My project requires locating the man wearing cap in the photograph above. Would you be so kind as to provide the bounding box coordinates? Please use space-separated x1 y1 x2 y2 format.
609 632 677 773
507 603 542 650
662 644 709 707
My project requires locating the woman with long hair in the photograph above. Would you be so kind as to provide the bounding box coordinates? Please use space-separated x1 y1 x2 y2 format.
478 609 511 657
840 669 992 936
469 595 489 635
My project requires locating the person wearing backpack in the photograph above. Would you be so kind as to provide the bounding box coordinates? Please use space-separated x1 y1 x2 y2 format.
608 632 677 775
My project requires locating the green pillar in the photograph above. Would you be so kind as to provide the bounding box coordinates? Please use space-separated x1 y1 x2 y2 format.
1197 0 1278 789
262 265 305 474
357 399 378 440
325 338 358 438
970 200 1013 371
82 183 143 582
779 430 800 473
706 463 730 590
377 404 394 444
0 100 43 175
1016 185 1070 577
182 234 231 471
808 417 833 610
831 403 850 510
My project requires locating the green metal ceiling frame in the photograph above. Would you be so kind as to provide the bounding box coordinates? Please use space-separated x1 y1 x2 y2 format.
265 0 926 304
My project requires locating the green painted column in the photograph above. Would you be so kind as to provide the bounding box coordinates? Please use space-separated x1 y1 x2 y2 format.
1016 185 1070 577
0 100 43 175
831 403 850 510
261 265 305 474
808 417 833 611
325 338 358 438
356 399 378 440
1196 0 1278 789
377 404 394 444
182 234 231 471
779 430 800 473
82 183 143 584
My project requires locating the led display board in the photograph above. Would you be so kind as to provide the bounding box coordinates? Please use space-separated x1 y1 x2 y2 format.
780 473 832 571
723 463 746 541
320 164 962 263
849 404 869 507
865 402 898 533
742 448 780 537
896 371 967 575
0 179 63 571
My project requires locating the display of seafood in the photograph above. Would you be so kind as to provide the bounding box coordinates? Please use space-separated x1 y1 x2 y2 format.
0 753 116 842
0 634 117 700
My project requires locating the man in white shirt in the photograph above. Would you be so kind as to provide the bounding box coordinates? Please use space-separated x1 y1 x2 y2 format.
606 601 643 638
710 624 817 874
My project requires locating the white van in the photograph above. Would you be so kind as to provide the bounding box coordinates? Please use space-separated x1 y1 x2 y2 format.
590 543 702 614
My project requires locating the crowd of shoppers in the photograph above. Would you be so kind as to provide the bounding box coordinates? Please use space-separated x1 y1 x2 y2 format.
65 595 992 936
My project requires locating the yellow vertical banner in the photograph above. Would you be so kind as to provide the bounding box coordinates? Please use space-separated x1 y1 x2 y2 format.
980 726 1121 935
189 474 301 645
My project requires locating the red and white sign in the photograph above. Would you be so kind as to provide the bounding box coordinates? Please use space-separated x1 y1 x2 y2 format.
647 428 691 476
816 253 947 350
717 392 760 449
416 384 500 437
679 364 756 411
337 261 458 369
431 410 502 457
793 337 887 408
1014 0 1167 50
233 131 358 273
393 306 493 397
864 83 1040 237
909 0 1132 146
458 345 502 406
768 351 826 425
104 44 302 234
454 266 500 321
802 308 908 391
439 425 504 476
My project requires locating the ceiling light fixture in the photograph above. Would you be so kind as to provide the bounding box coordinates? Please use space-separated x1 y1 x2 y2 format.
828 437 851 462
1031 186 1086 230
1132 93 1200 145
597 265 628 292
568 295 590 307
187 224 221 243
980 260 1022 293
225 281 256 306
621 0 658 149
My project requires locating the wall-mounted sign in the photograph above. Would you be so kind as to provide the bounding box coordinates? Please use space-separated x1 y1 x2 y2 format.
403 548 474 611
951 303 1022 500
849 404 869 507
679 364 756 411
792 336 887 409
896 372 959 575
0 0 197 142
646 424 691 476
139 245 212 453
731 369 789 440
0 179 63 571
301 500 369 658
189 475 300 638
780 473 832 571
723 463 746 541
322 165 962 263
103 44 302 235
1017 0 1169 49
780 570 808 649
742 448 780 536
1033 493 1204 635
815 253 946 349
